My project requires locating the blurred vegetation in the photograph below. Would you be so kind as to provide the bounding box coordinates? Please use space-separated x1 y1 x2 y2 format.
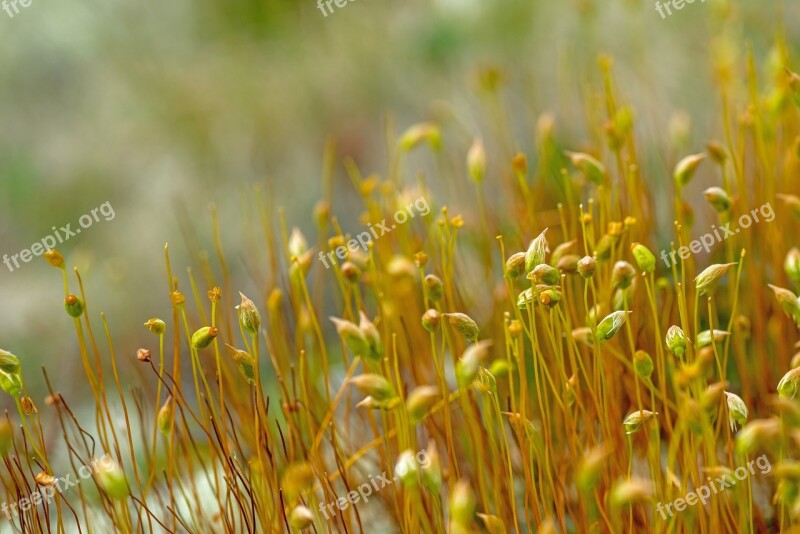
0 0 797 402
0 0 799 531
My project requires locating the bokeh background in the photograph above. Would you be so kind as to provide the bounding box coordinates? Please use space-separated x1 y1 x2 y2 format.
0 0 797 407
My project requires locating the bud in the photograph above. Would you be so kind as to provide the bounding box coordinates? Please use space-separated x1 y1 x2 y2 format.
572 327 594 347
0 372 22 398
505 252 526 278
630 243 656 273
529 264 560 286
736 418 780 455
96 458 130 499
517 288 534 309
700 381 728 409
386 255 417 279
564 151 606 185
674 153 706 188
633 350 654 379
191 326 218 350
170 290 186 307
596 311 629 341
43 249 64 269
288 228 308 259
0 349 21 376
449 480 477 527
556 254 580 273
456 340 493 389
349 374 396 402
341 261 361 282
703 466 735 487
612 288 630 311
703 187 732 212
314 199 331 226
695 347 716 379
594 234 618 260
524 229 549 273
398 122 441 152
786 248 800 286
489 359 509 377
406 386 439 423
328 235 345 252
358 312 384 362
136 348 151 363
706 140 727 164
443 313 479 342
769 284 800 326
237 292 261 334
281 462 316 499
424 275 444 302
696 329 729 349
144 318 166 335
421 309 440 332
538 289 561 308
511 153 528 178
421 442 442 491
289 505 314 530
330 317 370 358
207 287 221 303
225 344 256 385
610 477 654 507
357 395 400 411
577 256 597 279
20 396 35 415
64 294 84 318
157 397 174 436
466 138 486 183
724 391 748 431
394 450 419 487
550 240 576 266
695 263 736 295
778 368 800 399
623 410 657 435
564 374 577 406
612 261 635 289
577 445 611 492
773 461 800 480
35 472 56 487
587 304 606 326
666 325 688 358
773 397 800 426
0 349 23 398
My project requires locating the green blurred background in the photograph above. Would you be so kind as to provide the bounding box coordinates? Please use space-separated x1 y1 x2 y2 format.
0 0 797 405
